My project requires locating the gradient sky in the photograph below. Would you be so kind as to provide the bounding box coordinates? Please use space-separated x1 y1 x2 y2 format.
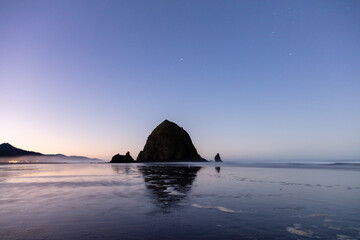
0 0 359 161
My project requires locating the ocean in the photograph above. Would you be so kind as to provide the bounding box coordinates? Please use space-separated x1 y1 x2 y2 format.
0 162 359 239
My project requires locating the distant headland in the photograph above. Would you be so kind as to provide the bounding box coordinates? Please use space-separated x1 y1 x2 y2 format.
0 143 101 162
0 143 43 157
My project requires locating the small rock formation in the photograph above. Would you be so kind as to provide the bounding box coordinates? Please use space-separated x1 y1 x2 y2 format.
110 152 134 163
137 120 207 162
215 153 222 162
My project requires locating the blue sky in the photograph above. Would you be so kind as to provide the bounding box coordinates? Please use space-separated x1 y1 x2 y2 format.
0 0 359 161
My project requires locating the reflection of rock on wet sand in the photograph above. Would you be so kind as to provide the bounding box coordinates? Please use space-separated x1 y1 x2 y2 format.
111 164 135 175
138 165 201 212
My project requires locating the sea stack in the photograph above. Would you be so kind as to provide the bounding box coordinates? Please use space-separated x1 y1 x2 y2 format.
215 153 222 162
137 120 207 162
110 152 134 163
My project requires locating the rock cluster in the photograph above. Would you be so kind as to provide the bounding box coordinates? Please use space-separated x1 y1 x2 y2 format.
110 152 134 163
110 120 212 163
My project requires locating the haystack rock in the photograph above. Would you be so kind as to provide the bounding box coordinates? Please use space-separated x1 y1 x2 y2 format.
137 120 207 162
110 152 134 163
215 153 222 162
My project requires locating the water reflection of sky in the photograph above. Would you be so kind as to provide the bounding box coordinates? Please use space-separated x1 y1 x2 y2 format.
0 163 359 239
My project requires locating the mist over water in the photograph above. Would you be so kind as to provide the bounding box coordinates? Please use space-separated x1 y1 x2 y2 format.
0 156 104 164
0 162 359 239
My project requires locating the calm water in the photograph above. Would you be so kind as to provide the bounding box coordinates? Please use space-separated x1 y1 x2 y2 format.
0 162 359 240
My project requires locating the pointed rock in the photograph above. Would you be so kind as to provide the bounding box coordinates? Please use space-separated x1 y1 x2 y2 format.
215 153 222 162
137 120 207 162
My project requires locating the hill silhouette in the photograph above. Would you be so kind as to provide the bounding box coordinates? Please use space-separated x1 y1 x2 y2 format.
0 143 103 162
0 143 43 157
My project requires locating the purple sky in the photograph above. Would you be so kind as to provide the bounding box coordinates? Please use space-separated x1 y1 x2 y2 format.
0 0 359 161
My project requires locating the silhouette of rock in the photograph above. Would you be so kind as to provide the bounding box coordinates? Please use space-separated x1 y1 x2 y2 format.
110 152 134 163
215 166 221 173
0 143 42 157
137 120 207 162
215 153 222 162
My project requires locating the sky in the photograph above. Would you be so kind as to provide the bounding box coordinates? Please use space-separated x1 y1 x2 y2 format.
0 0 359 161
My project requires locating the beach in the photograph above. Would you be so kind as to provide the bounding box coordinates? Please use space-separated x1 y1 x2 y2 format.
1 162 359 239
